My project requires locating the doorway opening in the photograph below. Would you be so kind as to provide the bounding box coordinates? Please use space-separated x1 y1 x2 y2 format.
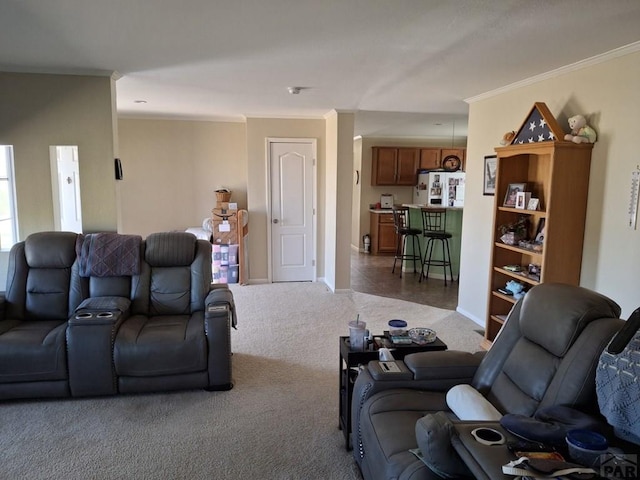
50 145 83 233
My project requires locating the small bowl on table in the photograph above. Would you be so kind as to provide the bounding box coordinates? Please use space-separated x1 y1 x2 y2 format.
388 319 408 336
408 327 437 345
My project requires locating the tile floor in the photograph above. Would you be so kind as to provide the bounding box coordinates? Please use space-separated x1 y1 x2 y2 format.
350 249 459 310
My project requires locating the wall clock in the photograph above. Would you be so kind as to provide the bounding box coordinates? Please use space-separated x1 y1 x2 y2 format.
442 155 461 172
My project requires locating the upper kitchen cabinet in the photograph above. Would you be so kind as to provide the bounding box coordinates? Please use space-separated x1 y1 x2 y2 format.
420 148 466 171
371 147 419 186
419 148 441 170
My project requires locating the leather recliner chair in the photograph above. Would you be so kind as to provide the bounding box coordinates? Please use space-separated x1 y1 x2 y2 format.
0 232 82 399
351 283 623 480
112 231 234 394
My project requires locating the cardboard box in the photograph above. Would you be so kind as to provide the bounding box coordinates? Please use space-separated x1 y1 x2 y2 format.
212 219 237 245
212 208 237 220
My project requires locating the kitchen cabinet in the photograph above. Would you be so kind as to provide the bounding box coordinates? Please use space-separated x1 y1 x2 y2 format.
370 211 397 255
371 147 419 186
419 148 441 170
419 148 466 171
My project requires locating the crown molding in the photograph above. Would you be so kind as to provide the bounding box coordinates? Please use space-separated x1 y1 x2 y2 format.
117 112 245 123
466 41 640 104
0 66 115 78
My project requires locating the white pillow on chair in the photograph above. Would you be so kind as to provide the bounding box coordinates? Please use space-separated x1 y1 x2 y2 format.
446 384 502 421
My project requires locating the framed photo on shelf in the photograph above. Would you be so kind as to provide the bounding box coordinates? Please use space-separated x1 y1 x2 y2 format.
503 182 527 207
483 155 497 196
527 198 540 210
515 191 531 210
535 218 546 243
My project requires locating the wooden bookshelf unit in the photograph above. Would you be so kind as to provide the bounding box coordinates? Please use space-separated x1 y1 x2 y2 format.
483 137 593 349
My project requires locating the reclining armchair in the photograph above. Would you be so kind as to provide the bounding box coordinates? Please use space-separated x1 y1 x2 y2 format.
111 231 234 394
0 232 82 399
351 283 623 480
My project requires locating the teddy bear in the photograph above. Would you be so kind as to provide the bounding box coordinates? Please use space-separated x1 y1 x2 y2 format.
564 114 597 144
500 130 516 145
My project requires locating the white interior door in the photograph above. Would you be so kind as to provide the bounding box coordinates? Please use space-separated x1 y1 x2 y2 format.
50 145 83 233
269 139 316 282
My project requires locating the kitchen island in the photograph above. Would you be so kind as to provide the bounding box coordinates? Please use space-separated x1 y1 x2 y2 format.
407 204 463 281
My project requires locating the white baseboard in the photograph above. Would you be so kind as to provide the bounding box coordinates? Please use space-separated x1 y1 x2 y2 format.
246 278 269 285
456 306 484 328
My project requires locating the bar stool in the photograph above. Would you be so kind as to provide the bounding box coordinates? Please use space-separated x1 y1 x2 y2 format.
419 207 454 285
391 206 422 278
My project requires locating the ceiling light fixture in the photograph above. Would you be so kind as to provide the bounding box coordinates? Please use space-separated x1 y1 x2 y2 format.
134 100 147 104
287 86 302 95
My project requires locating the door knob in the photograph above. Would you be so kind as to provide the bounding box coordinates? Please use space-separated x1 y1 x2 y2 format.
273 219 279 224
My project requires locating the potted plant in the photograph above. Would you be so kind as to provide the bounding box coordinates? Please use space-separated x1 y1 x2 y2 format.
498 215 529 245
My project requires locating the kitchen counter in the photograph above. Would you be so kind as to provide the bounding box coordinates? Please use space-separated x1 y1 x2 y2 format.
369 205 464 213
402 203 464 211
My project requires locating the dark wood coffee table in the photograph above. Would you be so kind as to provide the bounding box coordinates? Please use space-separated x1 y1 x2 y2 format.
339 333 447 449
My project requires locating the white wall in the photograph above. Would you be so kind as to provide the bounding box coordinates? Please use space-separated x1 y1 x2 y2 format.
117 119 247 237
0 72 118 236
0 73 117 290
246 118 326 282
324 111 354 291
351 138 363 249
458 48 640 324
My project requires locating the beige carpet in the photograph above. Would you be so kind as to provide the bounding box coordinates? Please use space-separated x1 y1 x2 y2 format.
0 282 483 480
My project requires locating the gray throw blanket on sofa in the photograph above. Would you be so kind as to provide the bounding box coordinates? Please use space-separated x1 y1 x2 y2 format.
76 233 142 277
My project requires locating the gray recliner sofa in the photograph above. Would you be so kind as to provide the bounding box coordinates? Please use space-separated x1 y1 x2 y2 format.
351 283 624 480
0 230 235 401
0 232 81 399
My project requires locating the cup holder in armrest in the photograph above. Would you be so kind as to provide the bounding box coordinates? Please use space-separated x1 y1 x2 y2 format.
72 311 120 323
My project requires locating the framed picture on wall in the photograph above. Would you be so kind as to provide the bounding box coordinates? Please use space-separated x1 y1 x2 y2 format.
483 155 497 196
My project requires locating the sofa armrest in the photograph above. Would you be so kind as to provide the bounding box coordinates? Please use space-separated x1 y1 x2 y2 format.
404 350 485 382
206 286 237 329
66 310 126 397
353 351 485 418
74 296 131 316
350 350 486 455
0 292 5 320
449 421 515 480
204 287 235 390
